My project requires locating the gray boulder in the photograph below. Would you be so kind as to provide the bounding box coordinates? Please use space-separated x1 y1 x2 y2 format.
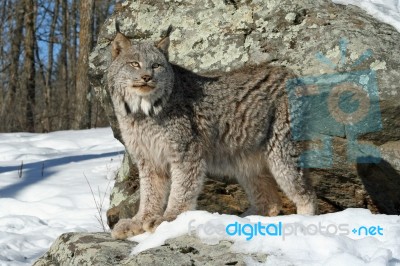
87 0 400 229
33 232 267 266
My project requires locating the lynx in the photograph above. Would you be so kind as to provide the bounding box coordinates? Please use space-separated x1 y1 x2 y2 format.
108 31 317 240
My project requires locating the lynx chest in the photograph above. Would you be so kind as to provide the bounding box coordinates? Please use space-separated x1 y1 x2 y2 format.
119 117 178 167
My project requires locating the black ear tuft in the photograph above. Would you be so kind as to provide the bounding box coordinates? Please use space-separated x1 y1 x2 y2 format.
164 25 173 38
115 20 121 33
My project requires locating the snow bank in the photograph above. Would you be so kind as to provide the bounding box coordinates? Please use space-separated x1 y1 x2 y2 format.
130 209 400 265
0 128 124 265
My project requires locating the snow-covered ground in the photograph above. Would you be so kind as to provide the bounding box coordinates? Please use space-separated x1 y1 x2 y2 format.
132 210 400 265
0 128 124 265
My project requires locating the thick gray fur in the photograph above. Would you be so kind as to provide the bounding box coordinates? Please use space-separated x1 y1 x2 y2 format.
107 32 317 240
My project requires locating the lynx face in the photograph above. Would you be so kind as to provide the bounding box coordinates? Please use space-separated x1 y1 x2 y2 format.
109 33 174 116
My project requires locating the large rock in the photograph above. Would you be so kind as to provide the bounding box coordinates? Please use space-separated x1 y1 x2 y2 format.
33 232 267 266
87 0 400 229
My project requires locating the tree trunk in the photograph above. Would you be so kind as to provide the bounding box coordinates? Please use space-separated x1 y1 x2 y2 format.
42 0 60 132
73 0 94 129
0 0 24 132
22 0 36 132
57 0 69 130
0 0 7 113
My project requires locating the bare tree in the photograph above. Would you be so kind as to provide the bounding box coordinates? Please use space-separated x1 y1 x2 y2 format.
0 1 8 110
42 0 60 132
0 0 114 133
57 0 70 129
22 0 37 132
73 0 95 129
0 0 25 132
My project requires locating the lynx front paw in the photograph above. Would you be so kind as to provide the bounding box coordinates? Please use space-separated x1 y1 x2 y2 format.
111 218 144 240
143 214 176 233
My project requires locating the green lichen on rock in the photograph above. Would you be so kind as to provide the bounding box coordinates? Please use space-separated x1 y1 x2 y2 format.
87 0 400 230
34 233 268 266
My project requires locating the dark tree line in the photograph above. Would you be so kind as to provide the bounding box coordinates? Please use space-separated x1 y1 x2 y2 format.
0 0 115 133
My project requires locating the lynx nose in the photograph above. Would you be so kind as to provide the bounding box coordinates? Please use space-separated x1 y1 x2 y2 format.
141 75 152 82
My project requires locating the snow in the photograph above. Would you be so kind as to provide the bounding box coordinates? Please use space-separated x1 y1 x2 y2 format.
332 0 400 32
130 210 400 265
0 128 124 265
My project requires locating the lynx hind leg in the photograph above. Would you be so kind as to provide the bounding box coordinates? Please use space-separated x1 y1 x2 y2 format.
266 136 317 215
239 173 282 217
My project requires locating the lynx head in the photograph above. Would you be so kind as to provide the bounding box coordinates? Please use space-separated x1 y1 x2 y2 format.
108 31 174 116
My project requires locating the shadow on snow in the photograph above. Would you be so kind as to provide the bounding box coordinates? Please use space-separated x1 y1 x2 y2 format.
0 151 122 198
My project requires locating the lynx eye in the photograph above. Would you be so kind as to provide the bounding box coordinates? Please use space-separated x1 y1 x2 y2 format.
129 62 140 68
152 63 161 69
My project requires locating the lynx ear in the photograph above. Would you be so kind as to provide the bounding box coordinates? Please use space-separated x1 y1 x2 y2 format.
155 26 173 56
111 32 131 59
155 36 170 56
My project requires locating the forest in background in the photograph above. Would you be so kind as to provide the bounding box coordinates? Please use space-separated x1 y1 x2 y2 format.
0 0 117 133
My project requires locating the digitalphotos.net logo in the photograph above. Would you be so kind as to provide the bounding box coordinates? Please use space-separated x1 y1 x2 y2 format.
188 220 384 241
285 38 382 168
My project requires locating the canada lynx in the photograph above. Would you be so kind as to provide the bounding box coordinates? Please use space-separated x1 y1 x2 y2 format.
108 31 317 240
